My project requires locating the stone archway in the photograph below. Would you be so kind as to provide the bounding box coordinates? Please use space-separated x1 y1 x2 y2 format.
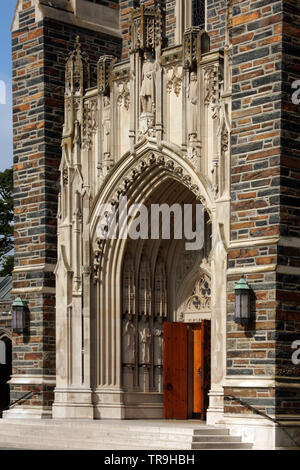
52 142 227 422
117 176 212 418
89 144 226 421
0 332 12 413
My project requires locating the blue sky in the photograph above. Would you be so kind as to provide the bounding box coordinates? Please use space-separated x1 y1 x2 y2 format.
0 1 16 172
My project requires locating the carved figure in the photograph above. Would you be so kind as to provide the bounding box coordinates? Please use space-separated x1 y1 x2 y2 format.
102 96 111 155
187 71 198 139
153 317 163 366
139 315 152 365
123 313 136 365
140 51 156 113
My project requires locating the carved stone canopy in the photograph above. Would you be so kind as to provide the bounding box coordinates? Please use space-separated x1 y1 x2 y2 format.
183 27 210 68
66 36 90 95
98 55 116 95
130 4 163 53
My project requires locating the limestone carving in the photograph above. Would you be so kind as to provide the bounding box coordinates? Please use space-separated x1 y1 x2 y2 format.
62 167 68 185
65 36 90 95
186 274 211 313
108 152 211 218
123 314 136 365
204 64 221 119
102 96 111 156
140 51 156 114
166 65 183 96
153 317 163 366
139 315 152 365
187 71 198 140
117 81 130 110
138 256 151 316
82 98 98 150
154 257 167 317
98 55 115 95
122 253 135 316
187 145 200 169
130 4 163 53
183 27 201 67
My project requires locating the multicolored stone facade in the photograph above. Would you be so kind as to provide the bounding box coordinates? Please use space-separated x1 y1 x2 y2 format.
8 0 300 444
11 0 122 413
225 0 300 420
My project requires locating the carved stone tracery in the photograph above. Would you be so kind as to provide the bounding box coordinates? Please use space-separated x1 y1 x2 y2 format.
117 81 130 110
130 4 164 53
204 64 222 119
82 98 98 150
98 55 115 95
186 273 211 313
121 251 168 390
166 64 183 96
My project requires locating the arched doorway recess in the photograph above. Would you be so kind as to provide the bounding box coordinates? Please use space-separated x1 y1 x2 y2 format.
0 331 12 413
89 145 227 420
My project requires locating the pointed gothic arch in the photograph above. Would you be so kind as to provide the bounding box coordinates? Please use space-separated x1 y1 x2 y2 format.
0 332 12 412
85 141 226 419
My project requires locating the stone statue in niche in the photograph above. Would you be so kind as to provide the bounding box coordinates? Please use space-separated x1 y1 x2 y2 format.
140 51 156 114
102 95 111 156
153 316 163 366
122 313 136 365
139 315 152 365
187 71 198 141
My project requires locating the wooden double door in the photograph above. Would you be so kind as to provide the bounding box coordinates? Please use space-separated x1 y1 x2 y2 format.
163 321 211 420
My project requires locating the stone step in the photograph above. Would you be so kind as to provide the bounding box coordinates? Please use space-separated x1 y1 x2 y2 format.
0 432 187 449
0 419 253 450
0 422 226 444
0 419 213 435
0 426 194 443
0 435 192 451
192 435 242 443
191 442 253 450
193 428 229 436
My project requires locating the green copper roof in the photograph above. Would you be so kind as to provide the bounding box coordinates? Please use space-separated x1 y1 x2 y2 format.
12 297 26 308
234 278 250 291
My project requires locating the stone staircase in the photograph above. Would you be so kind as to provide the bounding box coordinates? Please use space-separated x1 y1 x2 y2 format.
0 419 252 450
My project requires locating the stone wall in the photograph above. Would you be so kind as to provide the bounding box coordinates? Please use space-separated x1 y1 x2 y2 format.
225 0 282 415
11 0 122 411
225 0 300 420
10 0 300 423
206 0 227 51
275 0 300 417
0 314 12 334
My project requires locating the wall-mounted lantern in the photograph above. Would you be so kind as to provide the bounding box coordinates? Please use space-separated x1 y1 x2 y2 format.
234 278 251 322
12 297 26 334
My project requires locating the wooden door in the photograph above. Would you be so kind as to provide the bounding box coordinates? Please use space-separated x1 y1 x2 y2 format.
163 322 188 419
191 321 211 419
191 324 204 417
163 321 211 420
203 320 211 416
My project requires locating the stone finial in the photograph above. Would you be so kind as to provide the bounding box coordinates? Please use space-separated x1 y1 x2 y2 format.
65 35 91 95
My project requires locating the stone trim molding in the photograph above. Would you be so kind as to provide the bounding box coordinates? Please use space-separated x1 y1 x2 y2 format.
0 328 12 341
8 375 56 386
11 287 56 295
13 264 56 274
227 265 277 275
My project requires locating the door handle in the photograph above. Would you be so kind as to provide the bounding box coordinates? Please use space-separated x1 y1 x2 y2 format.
165 383 173 391
197 367 202 377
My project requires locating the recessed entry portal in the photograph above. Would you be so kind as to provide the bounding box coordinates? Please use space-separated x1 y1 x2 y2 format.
0 336 12 413
117 176 213 419
163 321 211 420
